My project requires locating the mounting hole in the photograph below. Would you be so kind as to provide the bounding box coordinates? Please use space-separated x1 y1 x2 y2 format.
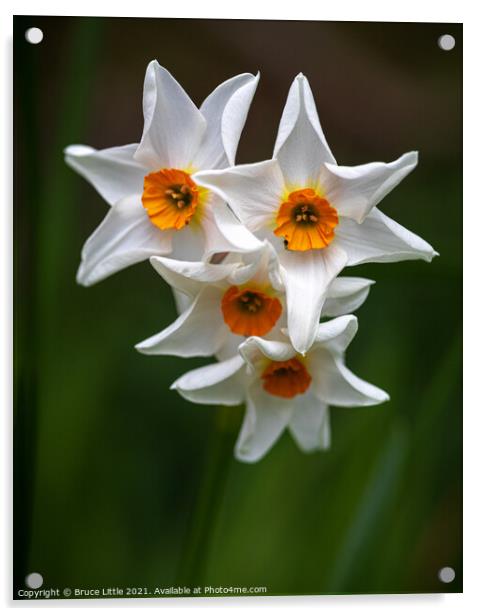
25 572 43 589
25 28 43 45
438 566 455 583
438 34 455 51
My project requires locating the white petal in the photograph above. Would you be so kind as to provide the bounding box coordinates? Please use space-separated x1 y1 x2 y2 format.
149 255 234 298
136 286 226 358
235 382 294 463
312 314 359 355
171 355 245 405
226 249 265 286
289 394 330 452
169 223 205 262
336 207 438 266
216 334 245 362
228 241 280 288
134 61 206 170
239 337 295 370
200 197 264 258
274 73 336 186
65 143 145 206
76 195 172 286
194 72 260 169
322 277 374 317
194 159 284 232
309 349 389 407
323 151 419 223
278 245 348 354
172 289 192 315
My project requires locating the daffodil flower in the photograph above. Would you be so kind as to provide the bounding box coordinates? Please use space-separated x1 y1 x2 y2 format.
135 243 375 360
171 315 388 462
194 74 438 354
65 61 261 286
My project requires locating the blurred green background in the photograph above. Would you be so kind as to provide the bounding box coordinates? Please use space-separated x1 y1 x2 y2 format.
14 16 462 597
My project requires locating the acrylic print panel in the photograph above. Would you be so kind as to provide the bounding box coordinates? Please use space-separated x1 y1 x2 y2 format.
14 16 462 600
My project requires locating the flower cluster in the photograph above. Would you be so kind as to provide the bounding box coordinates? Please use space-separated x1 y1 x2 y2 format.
66 61 437 463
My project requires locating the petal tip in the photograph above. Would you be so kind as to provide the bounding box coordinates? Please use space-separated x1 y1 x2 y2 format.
405 150 419 166
234 443 262 464
148 58 161 70
291 339 310 356
344 314 358 329
76 263 93 287
63 144 75 156
424 248 439 262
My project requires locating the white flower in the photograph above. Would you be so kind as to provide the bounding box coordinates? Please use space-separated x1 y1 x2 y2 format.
171 315 388 463
135 243 374 360
65 61 261 286
194 73 438 354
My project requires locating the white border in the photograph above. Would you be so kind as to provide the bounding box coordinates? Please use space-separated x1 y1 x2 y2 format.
1 0 467 21
2 1 479 614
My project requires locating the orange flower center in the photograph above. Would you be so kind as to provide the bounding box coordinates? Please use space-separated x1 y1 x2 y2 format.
221 286 282 337
274 188 339 251
261 358 312 399
141 168 202 231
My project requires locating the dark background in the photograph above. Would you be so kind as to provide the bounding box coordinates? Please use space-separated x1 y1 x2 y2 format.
14 16 462 597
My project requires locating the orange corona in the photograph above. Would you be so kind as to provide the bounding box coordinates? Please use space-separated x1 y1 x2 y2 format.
221 286 282 337
261 358 312 399
141 168 203 231
274 188 338 251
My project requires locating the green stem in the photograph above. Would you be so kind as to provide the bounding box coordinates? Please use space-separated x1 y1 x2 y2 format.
176 406 241 589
